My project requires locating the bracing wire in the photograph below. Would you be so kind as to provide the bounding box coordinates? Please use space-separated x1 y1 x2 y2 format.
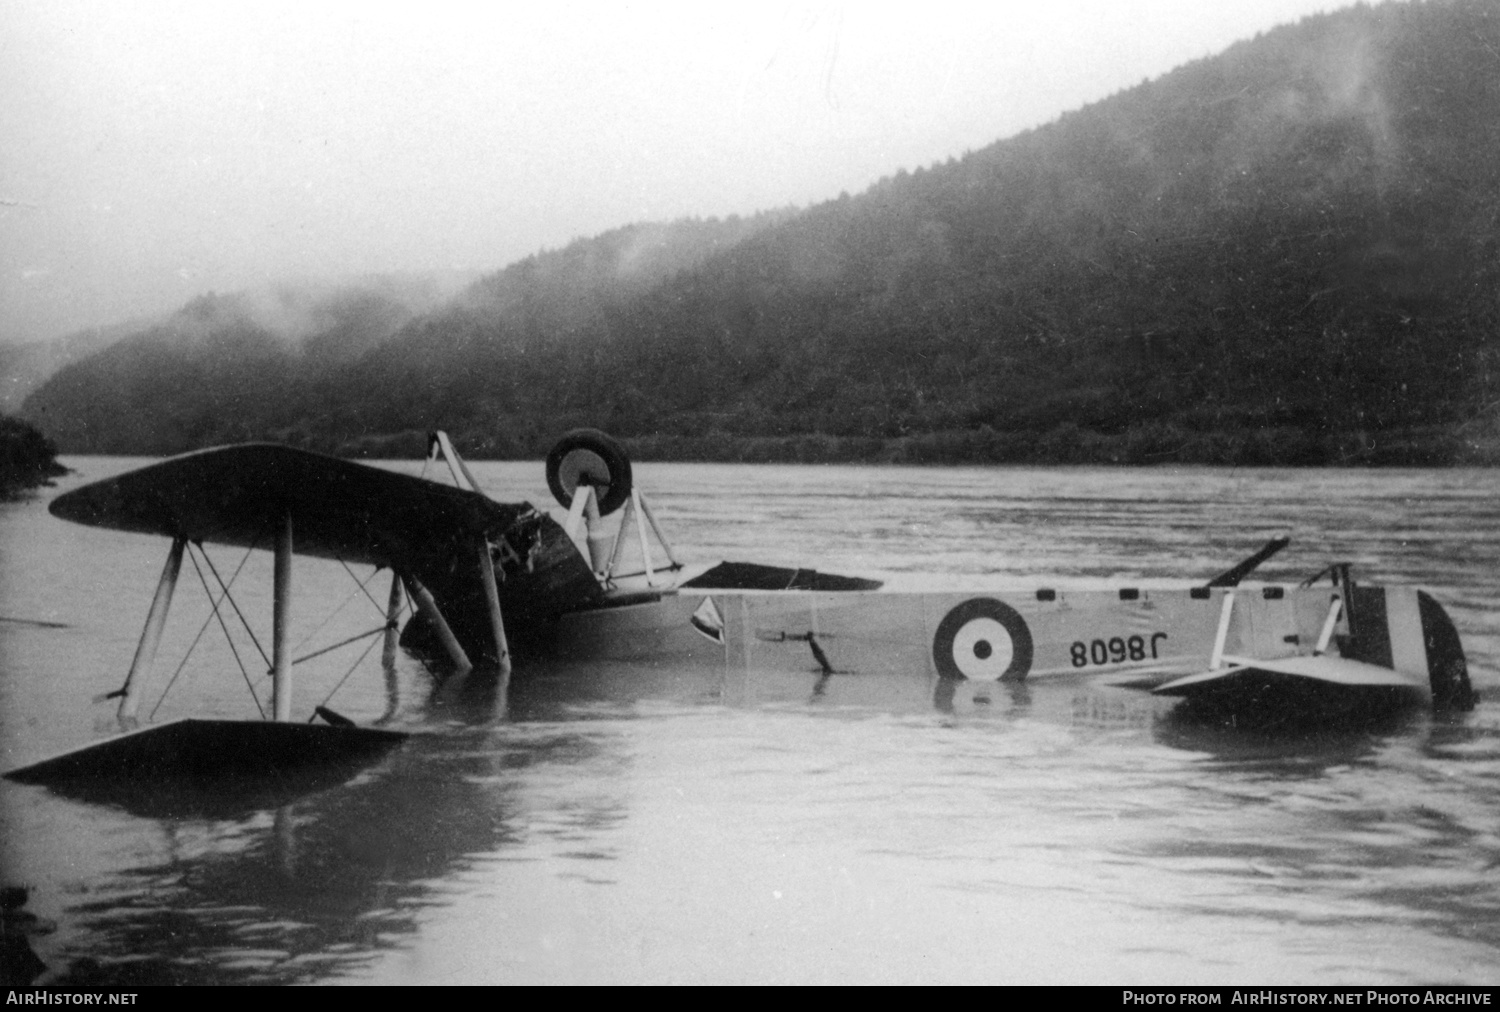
291 560 385 652
175 543 266 719
197 545 271 669
146 523 410 724
341 560 390 615
310 629 385 718
292 624 388 667
148 539 263 721
145 533 408 724
295 566 405 714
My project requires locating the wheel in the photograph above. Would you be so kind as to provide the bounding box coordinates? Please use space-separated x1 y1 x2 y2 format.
545 429 633 516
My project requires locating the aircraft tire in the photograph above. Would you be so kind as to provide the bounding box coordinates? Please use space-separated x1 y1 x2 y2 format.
546 428 634 516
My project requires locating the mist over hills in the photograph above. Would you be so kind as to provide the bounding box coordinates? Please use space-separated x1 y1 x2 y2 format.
22 0 1500 465
0 323 132 414
15 272 477 451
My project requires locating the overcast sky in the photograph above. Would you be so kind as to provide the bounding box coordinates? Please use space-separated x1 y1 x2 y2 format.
0 0 1348 345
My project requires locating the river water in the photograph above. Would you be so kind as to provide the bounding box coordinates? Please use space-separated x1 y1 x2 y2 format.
3 458 1500 985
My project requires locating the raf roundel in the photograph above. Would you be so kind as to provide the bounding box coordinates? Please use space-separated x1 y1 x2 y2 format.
932 598 1033 682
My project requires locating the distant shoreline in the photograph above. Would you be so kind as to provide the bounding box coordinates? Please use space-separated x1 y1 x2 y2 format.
1 415 67 496
325 425 1491 468
59 423 1485 468
612 427 1497 468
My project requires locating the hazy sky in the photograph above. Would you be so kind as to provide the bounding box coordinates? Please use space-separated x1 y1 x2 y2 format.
1 0 1348 345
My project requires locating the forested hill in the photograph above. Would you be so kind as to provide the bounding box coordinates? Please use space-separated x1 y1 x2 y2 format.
24 0 1500 464
0 415 64 496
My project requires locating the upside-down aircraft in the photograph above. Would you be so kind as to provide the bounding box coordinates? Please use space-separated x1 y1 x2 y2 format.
5 429 1476 787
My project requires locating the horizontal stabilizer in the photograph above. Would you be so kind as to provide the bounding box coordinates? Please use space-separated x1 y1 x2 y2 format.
1153 653 1427 697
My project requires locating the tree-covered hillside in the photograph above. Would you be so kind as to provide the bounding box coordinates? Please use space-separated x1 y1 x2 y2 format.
23 215 791 456
20 274 477 453
24 0 1500 464
0 322 132 413
0 415 64 495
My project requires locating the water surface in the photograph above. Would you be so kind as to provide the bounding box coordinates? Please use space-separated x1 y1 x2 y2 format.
3 459 1499 984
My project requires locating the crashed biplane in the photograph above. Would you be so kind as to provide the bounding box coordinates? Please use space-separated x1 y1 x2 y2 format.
5 428 1479 786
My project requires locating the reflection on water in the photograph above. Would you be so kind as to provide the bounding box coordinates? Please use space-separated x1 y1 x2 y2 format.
10 712 643 985
1132 720 1500 972
3 460 1500 983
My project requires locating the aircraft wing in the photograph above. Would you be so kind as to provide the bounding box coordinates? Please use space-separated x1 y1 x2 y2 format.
50 444 520 568
1152 653 1428 697
48 445 602 620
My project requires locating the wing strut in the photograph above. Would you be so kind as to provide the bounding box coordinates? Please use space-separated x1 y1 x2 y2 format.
118 537 187 725
272 513 293 722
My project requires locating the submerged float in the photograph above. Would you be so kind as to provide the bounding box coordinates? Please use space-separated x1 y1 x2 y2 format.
5 428 1476 789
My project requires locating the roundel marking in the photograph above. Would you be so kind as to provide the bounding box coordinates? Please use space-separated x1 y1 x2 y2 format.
933 598 1033 682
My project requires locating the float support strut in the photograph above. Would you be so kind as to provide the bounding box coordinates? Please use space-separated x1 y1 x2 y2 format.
118 536 187 723
381 571 404 668
431 430 485 496
583 487 610 573
478 540 512 676
403 575 473 673
564 483 591 547
272 513 293 722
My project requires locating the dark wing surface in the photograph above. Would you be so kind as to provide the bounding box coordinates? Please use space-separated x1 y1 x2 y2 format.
51 443 607 657
52 444 524 577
